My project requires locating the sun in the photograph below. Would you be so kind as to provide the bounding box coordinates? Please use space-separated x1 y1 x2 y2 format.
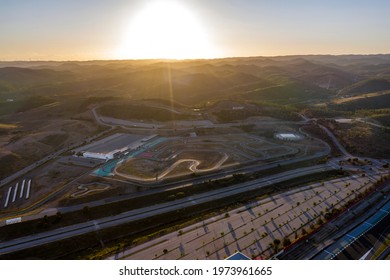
116 1 217 59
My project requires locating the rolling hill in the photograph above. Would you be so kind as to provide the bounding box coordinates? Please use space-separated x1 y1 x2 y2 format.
1 55 389 107
340 78 390 96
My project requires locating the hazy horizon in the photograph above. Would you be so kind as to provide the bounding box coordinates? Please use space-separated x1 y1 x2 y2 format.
1 0 390 60
1 53 390 63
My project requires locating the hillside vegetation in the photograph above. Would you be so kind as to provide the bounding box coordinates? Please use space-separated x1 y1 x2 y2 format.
331 93 390 111
340 78 390 96
1 54 390 176
98 103 193 122
1 55 390 107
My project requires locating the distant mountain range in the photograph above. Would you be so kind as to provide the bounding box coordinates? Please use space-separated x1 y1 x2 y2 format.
1 55 390 106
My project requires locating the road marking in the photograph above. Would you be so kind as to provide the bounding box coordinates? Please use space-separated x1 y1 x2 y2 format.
359 248 373 260
25 180 31 199
20 179 25 198
4 187 12 208
324 249 335 256
187 198 197 205
93 221 101 231
12 183 19 202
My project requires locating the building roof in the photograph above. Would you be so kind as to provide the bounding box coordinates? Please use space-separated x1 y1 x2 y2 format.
226 251 251 260
76 133 146 154
279 133 298 138
275 132 302 140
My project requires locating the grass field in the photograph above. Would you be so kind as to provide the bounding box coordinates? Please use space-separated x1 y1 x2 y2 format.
116 150 228 180
0 123 18 129
116 158 169 179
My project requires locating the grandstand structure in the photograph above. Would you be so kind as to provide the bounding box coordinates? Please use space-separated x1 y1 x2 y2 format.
76 133 157 160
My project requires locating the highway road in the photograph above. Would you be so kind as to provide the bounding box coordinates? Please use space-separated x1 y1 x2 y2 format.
299 112 352 158
0 164 334 256
278 180 390 260
377 244 390 260
314 200 390 260
92 107 114 128
356 118 390 130
335 214 390 260
318 124 352 158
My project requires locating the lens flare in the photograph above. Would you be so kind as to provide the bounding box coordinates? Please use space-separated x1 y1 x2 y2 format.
117 1 217 59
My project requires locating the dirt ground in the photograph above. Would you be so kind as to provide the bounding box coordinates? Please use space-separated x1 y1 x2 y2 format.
0 102 103 179
0 158 91 212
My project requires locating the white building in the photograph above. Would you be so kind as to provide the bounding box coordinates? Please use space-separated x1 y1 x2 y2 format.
275 133 302 141
83 149 123 160
80 134 158 160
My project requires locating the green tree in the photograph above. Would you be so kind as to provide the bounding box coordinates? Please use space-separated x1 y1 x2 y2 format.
83 206 91 219
283 237 291 247
53 211 63 224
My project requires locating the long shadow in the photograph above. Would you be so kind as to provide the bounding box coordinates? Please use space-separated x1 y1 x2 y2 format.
303 211 313 220
255 240 263 252
284 222 293 232
281 193 294 205
323 200 332 208
179 243 185 255
270 195 277 205
248 247 256 258
311 208 320 216
271 220 283 236
298 214 306 224
264 225 274 239
246 205 255 216
224 244 231 257
228 222 237 240
215 245 221 260
203 222 209 234
236 242 242 252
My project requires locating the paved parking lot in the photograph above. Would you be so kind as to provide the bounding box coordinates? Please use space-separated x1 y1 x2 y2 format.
110 170 386 260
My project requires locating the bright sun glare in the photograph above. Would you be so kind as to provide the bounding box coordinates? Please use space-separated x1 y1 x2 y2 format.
117 1 217 59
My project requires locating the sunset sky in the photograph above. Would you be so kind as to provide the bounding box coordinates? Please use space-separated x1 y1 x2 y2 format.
1 0 390 60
